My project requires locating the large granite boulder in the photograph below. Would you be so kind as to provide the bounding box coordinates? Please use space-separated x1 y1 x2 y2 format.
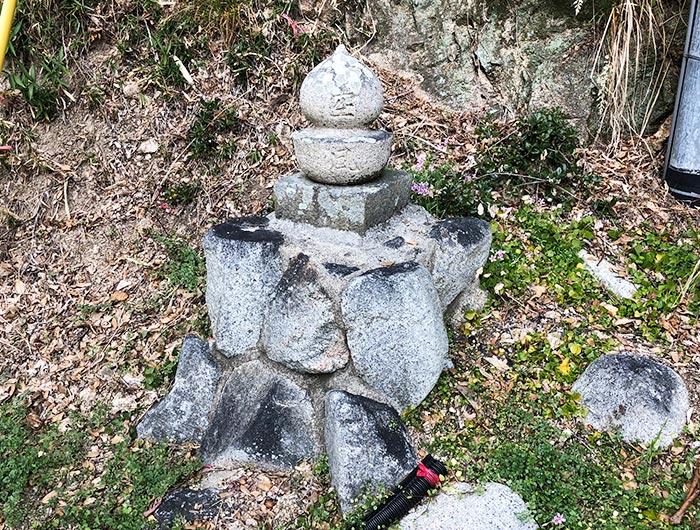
572 353 689 447
262 253 349 373
430 217 492 308
203 217 284 358
341 261 450 410
137 336 221 443
199 360 320 470
325 390 417 513
361 0 680 135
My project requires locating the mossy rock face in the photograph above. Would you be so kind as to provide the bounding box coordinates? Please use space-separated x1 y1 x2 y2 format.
362 0 680 136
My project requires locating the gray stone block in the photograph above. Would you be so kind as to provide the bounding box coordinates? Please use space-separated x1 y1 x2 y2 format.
273 171 412 234
199 360 319 470
400 482 538 530
325 390 416 513
341 261 449 410
572 353 689 447
430 217 492 308
262 253 349 373
203 217 284 357
137 336 222 443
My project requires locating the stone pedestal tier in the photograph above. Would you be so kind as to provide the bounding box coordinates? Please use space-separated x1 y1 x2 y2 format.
274 170 412 233
203 205 491 411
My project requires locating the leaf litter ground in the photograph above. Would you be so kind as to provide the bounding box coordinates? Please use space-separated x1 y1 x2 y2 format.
0 10 699 529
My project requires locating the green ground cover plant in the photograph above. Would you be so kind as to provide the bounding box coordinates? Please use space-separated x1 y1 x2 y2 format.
0 398 200 529
154 235 206 293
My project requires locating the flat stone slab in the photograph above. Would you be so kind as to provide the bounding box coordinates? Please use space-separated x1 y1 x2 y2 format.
400 482 538 530
325 390 416 513
273 170 412 234
572 353 689 447
199 360 319 470
137 336 221 443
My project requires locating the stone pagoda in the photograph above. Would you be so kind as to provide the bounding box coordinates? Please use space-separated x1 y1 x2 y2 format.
138 45 492 511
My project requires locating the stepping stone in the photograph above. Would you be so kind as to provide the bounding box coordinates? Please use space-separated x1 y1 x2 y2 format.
572 353 689 447
153 488 221 529
137 336 222 443
325 390 417 513
400 482 538 530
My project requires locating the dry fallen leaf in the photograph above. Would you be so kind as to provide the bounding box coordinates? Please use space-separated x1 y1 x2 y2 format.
111 290 129 302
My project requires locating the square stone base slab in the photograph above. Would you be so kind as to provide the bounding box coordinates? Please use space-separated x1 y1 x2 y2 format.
273 170 412 234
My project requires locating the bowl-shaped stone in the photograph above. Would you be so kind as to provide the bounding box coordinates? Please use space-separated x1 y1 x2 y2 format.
292 128 392 185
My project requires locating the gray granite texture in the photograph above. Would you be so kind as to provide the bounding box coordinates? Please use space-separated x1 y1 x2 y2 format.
273 170 411 233
299 45 384 128
578 249 638 299
137 336 221 443
262 253 349 373
203 217 284 358
572 353 689 447
325 390 417 513
341 261 450 411
199 360 320 470
400 482 538 530
430 217 492 308
292 128 392 184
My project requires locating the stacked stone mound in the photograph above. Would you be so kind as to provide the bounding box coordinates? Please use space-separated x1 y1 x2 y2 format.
138 46 492 511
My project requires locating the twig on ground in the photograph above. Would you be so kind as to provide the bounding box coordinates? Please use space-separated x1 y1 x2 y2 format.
670 465 700 525
397 132 448 154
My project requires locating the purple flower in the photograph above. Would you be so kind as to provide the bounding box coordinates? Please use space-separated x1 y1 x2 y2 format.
413 153 426 172
464 173 475 182
489 249 505 262
411 182 433 196
552 513 566 525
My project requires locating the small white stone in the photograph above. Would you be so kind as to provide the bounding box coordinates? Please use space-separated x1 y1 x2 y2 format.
138 139 159 154
123 81 140 98
578 250 638 299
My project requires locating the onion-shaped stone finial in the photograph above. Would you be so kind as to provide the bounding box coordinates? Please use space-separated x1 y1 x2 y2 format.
299 45 384 128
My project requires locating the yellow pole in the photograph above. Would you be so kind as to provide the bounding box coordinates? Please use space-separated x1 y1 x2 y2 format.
0 0 17 72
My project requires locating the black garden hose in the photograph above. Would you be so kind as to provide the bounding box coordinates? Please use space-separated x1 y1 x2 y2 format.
360 454 447 530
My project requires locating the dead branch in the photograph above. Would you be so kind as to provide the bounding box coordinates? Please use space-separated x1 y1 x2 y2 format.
671 465 700 525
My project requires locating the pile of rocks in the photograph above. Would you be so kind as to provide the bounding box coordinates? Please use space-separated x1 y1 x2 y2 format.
138 45 492 510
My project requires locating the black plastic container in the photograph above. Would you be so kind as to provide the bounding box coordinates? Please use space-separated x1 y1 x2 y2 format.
360 454 447 530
